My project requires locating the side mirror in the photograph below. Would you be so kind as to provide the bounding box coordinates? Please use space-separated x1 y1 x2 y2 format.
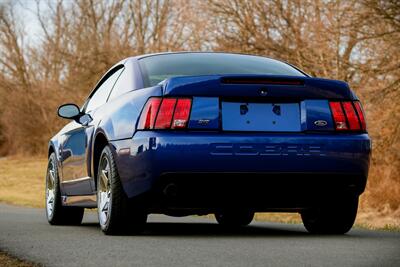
58 104 81 120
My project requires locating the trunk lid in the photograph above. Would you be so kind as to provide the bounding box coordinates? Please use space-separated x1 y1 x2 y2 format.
161 75 356 100
159 75 356 132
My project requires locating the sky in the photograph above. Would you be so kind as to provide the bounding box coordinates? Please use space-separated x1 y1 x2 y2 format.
2 0 47 46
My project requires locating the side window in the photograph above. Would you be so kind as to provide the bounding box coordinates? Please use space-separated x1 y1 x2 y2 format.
85 68 123 112
108 67 131 101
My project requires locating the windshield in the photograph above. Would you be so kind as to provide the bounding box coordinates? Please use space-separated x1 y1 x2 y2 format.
138 53 306 87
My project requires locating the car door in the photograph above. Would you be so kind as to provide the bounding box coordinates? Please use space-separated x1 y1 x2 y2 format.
60 67 124 196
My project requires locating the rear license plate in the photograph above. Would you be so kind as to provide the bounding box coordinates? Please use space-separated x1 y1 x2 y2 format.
221 102 301 132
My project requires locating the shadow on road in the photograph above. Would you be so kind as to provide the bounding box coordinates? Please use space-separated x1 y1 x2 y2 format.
145 222 310 237
80 221 315 237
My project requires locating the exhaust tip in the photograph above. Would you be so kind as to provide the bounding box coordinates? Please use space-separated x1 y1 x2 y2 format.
163 183 178 198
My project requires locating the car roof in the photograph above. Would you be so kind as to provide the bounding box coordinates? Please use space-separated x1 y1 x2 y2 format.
123 51 309 78
126 51 276 61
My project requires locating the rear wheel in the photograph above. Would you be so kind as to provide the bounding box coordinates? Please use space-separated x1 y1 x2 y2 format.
215 210 254 227
301 195 359 234
97 145 147 235
46 153 84 225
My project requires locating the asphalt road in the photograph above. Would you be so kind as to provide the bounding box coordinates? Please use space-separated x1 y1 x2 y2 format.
0 204 399 267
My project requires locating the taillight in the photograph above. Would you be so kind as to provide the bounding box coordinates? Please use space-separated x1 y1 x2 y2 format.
329 101 367 132
342 102 360 130
171 99 192 129
154 98 177 129
329 102 348 130
353 101 366 131
138 97 192 130
137 98 162 129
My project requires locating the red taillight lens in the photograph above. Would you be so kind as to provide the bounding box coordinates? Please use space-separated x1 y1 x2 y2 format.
342 102 360 130
329 102 348 130
353 101 366 131
137 98 162 129
138 97 192 130
329 101 367 132
154 98 177 129
171 99 192 129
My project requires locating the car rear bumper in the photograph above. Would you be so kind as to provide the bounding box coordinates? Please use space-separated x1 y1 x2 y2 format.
111 131 371 206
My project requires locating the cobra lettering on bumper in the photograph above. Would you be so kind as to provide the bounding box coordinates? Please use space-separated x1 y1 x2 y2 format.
210 143 325 156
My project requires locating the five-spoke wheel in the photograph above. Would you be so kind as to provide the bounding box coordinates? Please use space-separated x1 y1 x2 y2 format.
45 152 84 225
97 145 147 235
46 157 56 219
98 155 111 227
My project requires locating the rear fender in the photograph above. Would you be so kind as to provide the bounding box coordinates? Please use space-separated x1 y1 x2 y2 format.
97 85 162 141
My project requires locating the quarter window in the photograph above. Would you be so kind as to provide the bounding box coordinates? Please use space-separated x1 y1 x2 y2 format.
85 68 123 112
108 67 131 101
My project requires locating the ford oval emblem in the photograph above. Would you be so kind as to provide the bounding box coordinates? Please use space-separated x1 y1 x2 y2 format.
314 120 328 127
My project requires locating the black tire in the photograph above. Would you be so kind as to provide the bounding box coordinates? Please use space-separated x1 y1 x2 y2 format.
301 195 359 234
97 145 147 235
215 210 254 227
45 153 84 225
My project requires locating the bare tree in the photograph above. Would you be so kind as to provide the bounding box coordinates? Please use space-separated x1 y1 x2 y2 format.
0 2 30 89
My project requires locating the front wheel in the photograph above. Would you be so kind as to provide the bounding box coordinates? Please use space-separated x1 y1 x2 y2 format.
215 210 254 227
46 153 84 225
97 145 147 235
301 195 359 234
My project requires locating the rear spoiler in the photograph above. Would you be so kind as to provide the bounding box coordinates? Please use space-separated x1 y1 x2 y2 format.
161 75 357 100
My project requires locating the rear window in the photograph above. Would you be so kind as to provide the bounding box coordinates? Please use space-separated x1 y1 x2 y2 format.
138 53 306 87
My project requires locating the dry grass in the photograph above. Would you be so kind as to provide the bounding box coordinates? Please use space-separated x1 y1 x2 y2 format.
0 156 398 230
0 251 39 267
0 156 47 208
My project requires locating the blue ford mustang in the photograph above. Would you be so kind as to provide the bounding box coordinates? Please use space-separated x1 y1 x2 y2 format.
46 52 371 235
